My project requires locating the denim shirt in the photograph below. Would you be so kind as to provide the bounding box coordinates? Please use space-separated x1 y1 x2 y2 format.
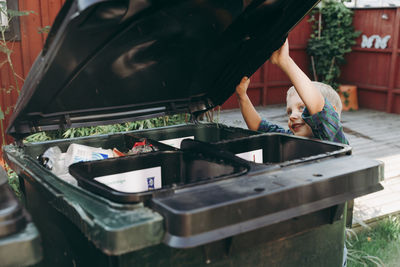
258 99 349 145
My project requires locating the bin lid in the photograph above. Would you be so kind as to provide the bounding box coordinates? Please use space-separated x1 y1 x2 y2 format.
0 168 29 238
7 0 319 139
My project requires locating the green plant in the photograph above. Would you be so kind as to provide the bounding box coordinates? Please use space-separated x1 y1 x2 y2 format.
0 4 32 192
347 216 400 267
24 114 190 142
307 0 360 91
38 25 51 34
0 4 33 94
0 4 32 147
6 165 20 199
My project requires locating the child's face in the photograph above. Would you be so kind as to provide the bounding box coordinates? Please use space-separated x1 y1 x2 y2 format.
286 92 313 137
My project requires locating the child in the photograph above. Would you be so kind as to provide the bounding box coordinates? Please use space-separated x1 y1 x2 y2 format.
236 39 348 145
237 39 349 267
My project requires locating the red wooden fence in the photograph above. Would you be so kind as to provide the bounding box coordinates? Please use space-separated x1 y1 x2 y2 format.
341 7 400 114
1 0 65 148
1 4 399 160
223 7 400 113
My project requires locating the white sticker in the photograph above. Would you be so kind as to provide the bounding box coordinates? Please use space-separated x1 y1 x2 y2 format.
159 136 195 148
236 149 263 163
94 166 162 193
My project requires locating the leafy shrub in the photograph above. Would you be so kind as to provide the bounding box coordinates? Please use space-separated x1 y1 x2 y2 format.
307 0 360 90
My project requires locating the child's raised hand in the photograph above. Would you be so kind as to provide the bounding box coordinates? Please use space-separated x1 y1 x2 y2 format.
236 76 251 97
235 76 261 130
270 39 290 67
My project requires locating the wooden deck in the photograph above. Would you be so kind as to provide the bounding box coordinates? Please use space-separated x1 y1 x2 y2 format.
218 105 400 226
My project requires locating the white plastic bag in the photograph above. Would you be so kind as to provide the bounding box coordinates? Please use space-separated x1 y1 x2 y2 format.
64 143 114 167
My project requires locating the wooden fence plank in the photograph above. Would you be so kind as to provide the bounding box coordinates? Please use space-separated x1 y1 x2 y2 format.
387 8 400 113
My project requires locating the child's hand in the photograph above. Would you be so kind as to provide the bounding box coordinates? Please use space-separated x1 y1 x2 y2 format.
235 76 261 131
236 76 250 98
270 39 290 67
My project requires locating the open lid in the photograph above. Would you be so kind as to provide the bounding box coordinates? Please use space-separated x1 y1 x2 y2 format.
7 0 319 139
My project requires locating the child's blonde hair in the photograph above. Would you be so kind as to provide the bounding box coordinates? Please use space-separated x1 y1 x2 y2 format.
286 81 342 116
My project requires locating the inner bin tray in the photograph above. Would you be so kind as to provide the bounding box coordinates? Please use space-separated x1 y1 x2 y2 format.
69 150 250 203
24 133 176 159
213 133 351 165
130 123 259 148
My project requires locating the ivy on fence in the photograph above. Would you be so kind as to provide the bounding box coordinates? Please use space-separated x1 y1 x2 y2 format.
307 0 360 91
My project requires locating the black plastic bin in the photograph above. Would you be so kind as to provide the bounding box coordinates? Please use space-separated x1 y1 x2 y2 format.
3 0 384 266
4 134 383 267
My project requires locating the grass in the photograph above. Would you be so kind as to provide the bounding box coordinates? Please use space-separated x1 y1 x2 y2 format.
347 216 400 267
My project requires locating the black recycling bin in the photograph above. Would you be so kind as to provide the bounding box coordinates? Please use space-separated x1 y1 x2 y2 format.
3 134 383 267
0 168 42 267
3 0 384 266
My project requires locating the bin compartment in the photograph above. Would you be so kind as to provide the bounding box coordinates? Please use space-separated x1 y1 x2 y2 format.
23 133 174 160
69 150 250 203
213 133 350 164
130 123 259 148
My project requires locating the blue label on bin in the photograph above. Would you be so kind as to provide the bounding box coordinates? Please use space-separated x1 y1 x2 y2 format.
147 177 155 190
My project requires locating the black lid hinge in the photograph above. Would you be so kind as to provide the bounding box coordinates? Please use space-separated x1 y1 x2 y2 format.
64 114 72 128
15 138 24 148
190 113 199 124
29 120 43 134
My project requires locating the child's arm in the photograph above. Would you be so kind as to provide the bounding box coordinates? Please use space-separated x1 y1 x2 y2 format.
236 76 262 131
270 39 325 115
